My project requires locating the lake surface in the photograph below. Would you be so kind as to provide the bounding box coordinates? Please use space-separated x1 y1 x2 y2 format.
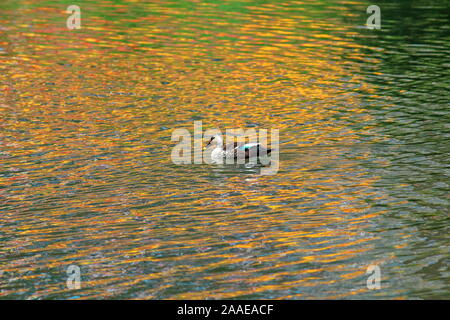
0 0 448 299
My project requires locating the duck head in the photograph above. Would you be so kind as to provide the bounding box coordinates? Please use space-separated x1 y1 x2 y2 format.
205 134 223 148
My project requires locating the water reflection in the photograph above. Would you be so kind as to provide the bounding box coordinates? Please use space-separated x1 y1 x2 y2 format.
0 0 448 299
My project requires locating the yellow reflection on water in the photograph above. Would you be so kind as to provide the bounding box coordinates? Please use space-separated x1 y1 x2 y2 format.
0 0 392 299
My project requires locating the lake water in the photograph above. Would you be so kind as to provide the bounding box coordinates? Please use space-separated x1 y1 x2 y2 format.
0 0 448 299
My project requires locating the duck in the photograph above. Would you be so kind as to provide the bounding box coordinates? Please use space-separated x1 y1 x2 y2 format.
205 134 271 162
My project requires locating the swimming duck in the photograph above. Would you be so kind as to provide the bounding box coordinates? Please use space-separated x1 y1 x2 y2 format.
205 134 271 162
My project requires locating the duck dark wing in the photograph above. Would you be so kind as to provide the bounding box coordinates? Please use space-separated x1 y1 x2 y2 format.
235 143 271 159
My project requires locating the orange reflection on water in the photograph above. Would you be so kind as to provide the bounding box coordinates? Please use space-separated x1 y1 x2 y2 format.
0 0 392 299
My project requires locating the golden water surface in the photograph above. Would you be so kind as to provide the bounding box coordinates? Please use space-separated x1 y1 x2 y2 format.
0 0 449 299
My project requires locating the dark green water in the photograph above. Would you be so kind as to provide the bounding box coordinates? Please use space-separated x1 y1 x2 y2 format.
0 0 448 299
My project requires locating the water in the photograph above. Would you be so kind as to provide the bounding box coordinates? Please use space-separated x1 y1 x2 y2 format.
0 0 449 299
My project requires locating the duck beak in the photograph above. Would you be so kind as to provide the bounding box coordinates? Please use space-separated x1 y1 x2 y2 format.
205 137 214 148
